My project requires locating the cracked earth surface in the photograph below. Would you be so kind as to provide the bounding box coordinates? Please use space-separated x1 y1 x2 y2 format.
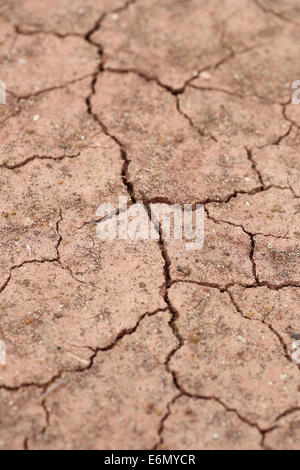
0 0 300 450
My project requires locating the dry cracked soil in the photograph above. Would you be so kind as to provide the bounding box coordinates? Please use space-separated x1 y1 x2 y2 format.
0 0 300 451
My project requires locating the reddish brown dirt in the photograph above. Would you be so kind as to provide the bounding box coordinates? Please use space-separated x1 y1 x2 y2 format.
0 0 300 450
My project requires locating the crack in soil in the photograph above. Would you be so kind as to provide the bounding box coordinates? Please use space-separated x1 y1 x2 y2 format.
0 258 59 297
252 0 300 26
6 74 95 101
23 306 169 448
84 71 300 443
175 94 217 142
153 392 183 450
157 280 299 448
85 70 191 446
149 222 268 446
0 152 81 170
245 147 264 188
206 199 293 237
226 288 294 367
94 37 262 97
2 0 300 450
158 380 270 446
0 208 63 297
204 205 258 283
